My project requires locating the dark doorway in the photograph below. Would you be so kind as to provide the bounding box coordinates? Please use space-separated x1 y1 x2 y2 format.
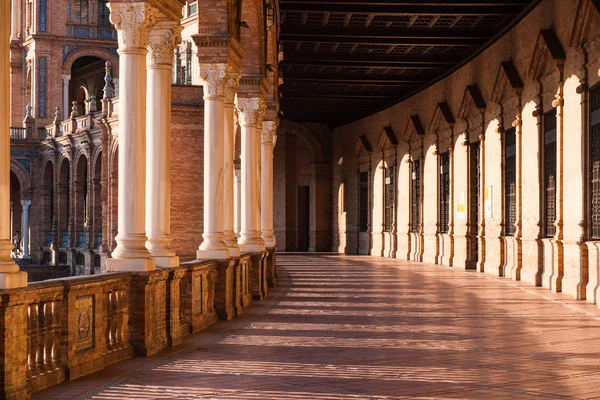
297 186 310 251
468 142 480 269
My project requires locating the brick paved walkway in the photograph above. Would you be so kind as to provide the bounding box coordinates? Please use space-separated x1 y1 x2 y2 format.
35 254 600 399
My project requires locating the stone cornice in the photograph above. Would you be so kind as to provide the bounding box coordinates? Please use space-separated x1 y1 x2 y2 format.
192 34 245 72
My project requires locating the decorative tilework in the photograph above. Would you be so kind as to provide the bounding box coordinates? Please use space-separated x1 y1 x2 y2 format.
98 29 113 39
10 151 38 157
39 0 47 32
75 295 95 352
38 57 47 118
16 159 31 172
62 45 118 63
74 27 90 38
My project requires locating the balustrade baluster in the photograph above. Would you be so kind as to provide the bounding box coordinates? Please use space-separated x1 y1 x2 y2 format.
27 304 39 377
36 303 47 373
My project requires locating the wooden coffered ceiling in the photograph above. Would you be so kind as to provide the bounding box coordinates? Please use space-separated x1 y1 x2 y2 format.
278 0 541 126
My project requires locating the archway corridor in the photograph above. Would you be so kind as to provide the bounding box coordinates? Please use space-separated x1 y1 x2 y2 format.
35 254 600 400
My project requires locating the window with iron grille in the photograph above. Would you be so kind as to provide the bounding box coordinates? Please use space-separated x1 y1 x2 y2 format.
439 152 450 233
384 167 395 232
591 85 600 239
504 127 516 236
97 0 111 26
411 160 421 232
359 172 369 232
72 0 89 25
543 109 557 237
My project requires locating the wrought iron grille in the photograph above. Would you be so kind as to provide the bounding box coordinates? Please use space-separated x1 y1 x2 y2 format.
384 167 395 232
544 109 557 237
439 152 450 233
591 85 600 239
359 172 369 232
411 160 421 232
504 128 517 236
469 142 480 264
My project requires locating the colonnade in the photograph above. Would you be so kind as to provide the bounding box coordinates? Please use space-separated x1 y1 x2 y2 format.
0 1 278 285
0 0 27 287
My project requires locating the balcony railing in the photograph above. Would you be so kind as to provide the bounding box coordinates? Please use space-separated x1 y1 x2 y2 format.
10 127 28 140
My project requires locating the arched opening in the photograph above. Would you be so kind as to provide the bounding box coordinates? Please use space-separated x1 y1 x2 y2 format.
42 162 54 247
92 153 102 249
58 159 71 249
75 154 88 248
69 56 106 116
109 145 118 252
9 172 22 257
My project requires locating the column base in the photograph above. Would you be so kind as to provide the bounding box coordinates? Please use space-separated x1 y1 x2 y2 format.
106 257 156 272
228 246 241 257
153 255 180 268
0 271 28 289
239 243 264 253
197 248 230 260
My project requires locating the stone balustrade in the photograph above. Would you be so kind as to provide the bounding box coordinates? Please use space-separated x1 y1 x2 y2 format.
0 256 268 399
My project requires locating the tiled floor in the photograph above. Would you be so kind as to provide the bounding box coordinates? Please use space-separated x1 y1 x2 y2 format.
35 254 600 399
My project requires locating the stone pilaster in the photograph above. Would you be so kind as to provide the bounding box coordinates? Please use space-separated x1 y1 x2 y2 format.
106 2 157 272
145 18 182 268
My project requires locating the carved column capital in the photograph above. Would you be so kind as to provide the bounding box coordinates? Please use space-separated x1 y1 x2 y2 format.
108 2 158 52
261 120 278 145
236 96 266 126
147 20 182 67
224 73 241 105
200 64 237 98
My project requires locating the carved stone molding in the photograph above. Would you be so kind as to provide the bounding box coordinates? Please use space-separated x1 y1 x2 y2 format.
147 20 182 67
109 2 158 51
236 97 266 126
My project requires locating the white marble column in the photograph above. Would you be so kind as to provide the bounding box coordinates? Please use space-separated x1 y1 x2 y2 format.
237 96 265 253
234 166 242 238
10 0 19 41
0 0 27 287
223 74 241 257
62 75 70 120
21 200 31 258
261 120 277 248
197 64 231 260
145 19 181 268
106 2 156 272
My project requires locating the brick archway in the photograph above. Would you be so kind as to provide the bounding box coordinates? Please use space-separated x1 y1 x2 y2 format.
63 47 119 77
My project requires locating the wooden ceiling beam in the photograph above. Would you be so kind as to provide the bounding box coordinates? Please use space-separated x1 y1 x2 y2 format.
281 27 489 40
282 52 461 65
281 34 485 46
279 2 526 15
